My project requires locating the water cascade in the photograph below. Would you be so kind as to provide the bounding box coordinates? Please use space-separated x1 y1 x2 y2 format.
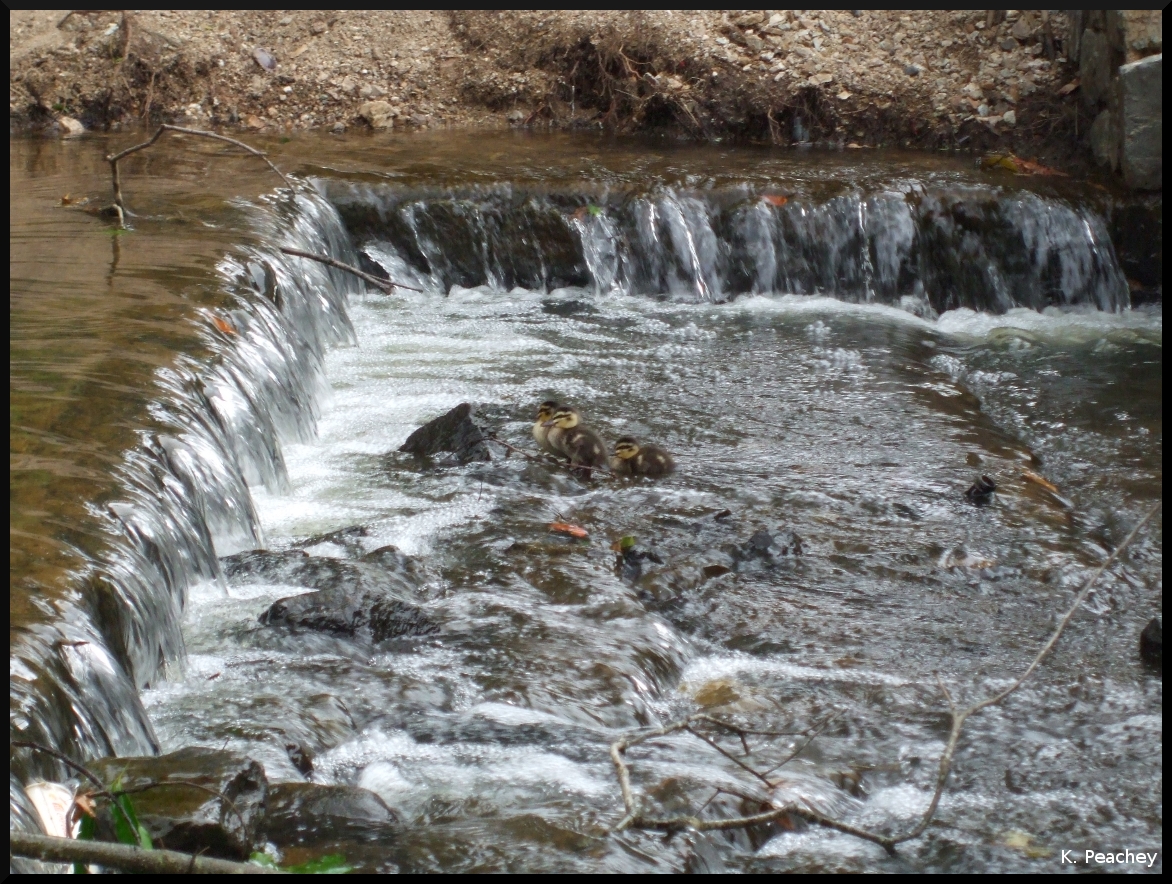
10 143 1160 873
328 180 1129 313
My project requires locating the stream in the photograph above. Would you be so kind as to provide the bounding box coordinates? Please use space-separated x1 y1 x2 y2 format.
10 132 1162 873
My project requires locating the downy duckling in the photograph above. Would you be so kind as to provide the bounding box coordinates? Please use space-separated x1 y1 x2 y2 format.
609 436 675 477
533 400 561 455
543 406 608 470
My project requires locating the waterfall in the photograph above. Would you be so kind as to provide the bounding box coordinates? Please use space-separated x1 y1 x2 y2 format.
329 180 1129 312
10 185 362 808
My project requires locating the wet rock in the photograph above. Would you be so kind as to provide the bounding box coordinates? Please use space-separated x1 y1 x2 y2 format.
1090 109 1117 169
259 571 437 642
294 524 370 557
614 545 664 583
88 748 267 860
285 742 314 776
965 474 997 505
398 402 491 464
359 99 395 129
358 249 391 282
727 528 803 569
1140 617 1161 674
1114 54 1161 191
541 297 596 316
361 544 425 580
263 782 398 847
507 109 526 124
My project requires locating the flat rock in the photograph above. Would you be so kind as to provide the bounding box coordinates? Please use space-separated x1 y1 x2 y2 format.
264 782 398 847
88 748 267 860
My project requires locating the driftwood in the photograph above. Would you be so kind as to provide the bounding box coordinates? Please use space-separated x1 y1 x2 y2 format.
279 247 421 294
9 831 283 875
610 502 1161 853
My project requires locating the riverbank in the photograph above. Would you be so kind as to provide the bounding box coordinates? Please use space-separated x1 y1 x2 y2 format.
12 10 1092 168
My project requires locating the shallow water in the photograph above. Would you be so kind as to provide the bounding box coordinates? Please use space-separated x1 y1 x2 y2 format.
10 132 1162 873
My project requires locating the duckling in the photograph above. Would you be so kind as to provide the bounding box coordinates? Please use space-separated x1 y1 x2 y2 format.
543 406 608 471
532 400 561 455
609 436 675 477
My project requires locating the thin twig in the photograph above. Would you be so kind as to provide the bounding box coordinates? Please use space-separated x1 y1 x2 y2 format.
760 710 842 778
608 502 1160 853
9 831 285 874
106 125 292 226
685 725 775 788
12 740 137 837
484 434 615 478
278 247 421 294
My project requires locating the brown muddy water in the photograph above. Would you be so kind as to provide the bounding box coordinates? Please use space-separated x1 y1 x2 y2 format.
10 131 1162 873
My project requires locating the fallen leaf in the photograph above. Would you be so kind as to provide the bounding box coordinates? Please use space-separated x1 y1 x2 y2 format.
1021 469 1059 493
1056 78 1080 96
550 521 588 539
212 316 237 336
1015 157 1067 177
570 206 588 221
73 793 96 819
761 194 788 207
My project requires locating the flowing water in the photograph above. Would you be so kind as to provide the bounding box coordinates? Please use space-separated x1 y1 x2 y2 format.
10 132 1162 873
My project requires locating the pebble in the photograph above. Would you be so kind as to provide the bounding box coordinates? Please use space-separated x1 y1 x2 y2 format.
1002 108 1016 126
904 64 921 76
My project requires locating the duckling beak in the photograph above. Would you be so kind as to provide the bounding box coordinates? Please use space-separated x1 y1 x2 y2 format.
541 418 558 427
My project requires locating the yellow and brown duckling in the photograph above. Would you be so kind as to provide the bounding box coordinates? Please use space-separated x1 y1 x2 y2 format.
609 436 675 477
532 400 561 456
543 406 608 470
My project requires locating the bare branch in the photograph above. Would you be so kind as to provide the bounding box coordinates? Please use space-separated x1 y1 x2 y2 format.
607 502 1160 853
105 125 293 227
277 247 421 294
685 725 775 788
9 830 284 874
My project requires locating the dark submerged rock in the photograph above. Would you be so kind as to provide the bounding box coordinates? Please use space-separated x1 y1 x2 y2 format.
88 748 267 860
965 474 997 505
1140 617 1161 674
263 782 398 847
398 402 491 464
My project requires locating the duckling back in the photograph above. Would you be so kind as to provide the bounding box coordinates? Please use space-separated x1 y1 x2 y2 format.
561 425 608 469
633 444 674 476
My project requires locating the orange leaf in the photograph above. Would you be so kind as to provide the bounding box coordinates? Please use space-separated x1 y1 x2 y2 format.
1021 469 1059 493
761 194 788 207
212 316 237 335
570 206 588 221
1015 158 1067 177
550 521 589 539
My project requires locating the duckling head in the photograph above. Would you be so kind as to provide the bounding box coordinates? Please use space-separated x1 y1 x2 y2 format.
543 406 580 429
536 400 560 423
613 436 640 460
